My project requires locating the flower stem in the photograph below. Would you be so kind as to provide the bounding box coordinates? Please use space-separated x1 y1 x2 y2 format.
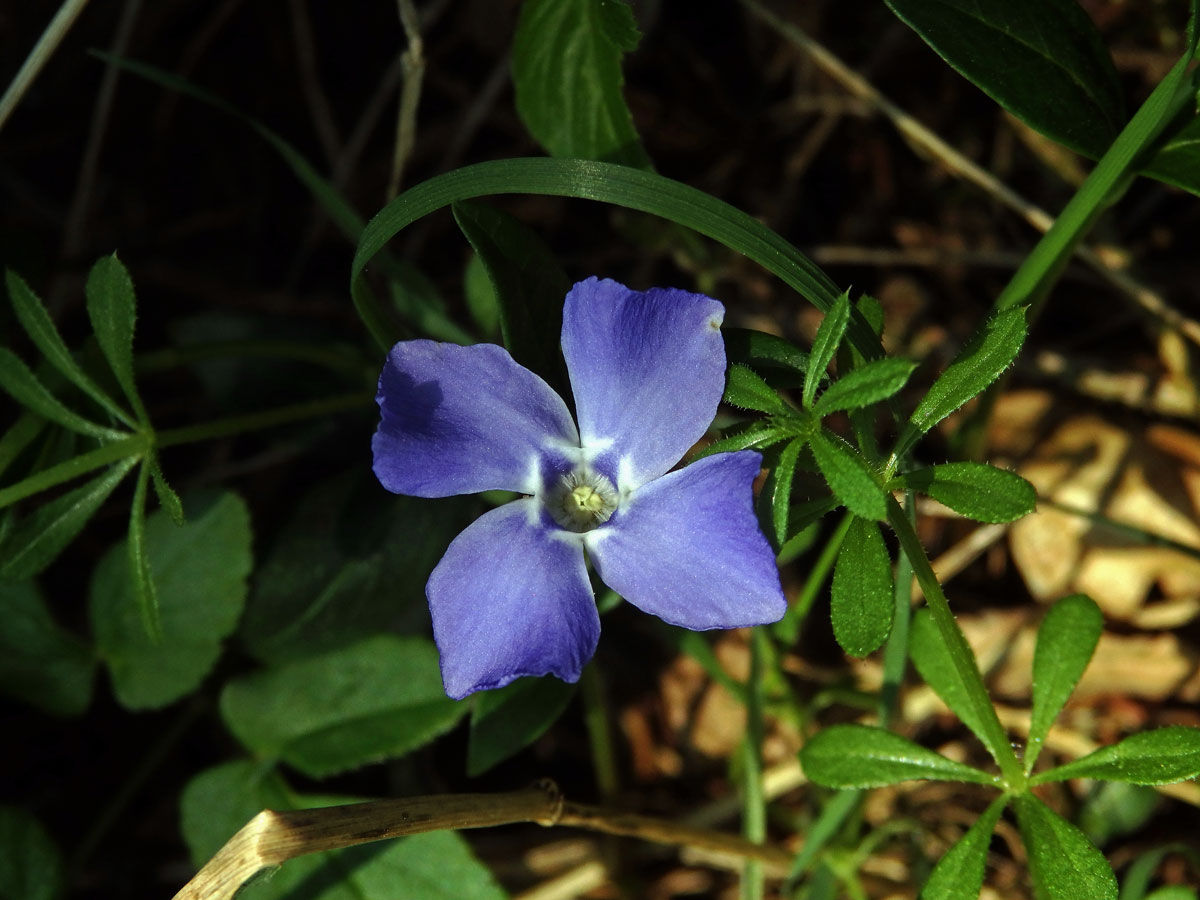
580 663 619 803
156 392 370 448
885 495 1024 786
740 627 768 900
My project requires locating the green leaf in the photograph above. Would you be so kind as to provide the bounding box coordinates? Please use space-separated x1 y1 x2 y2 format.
127 459 160 640
902 461 1036 524
0 805 65 900
1118 843 1200 900
723 328 810 375
463 253 501 337
180 761 507 900
1026 594 1103 773
351 159 875 359
800 724 995 788
724 363 792 415
0 581 93 716
387 262 474 345
84 254 148 423
467 676 576 776
909 609 1006 765
809 427 887 521
803 290 851 409
813 357 916 417
149 455 184 525
691 420 793 461
1014 794 1117 900
830 516 894 656
512 0 650 168
884 0 1125 159
769 438 803 547
0 457 138 580
220 634 467 777
240 473 468 664
5 269 134 428
1079 782 1160 848
898 306 1027 457
90 490 251 710
920 795 1008 900
451 200 570 385
0 349 122 440
1035 727 1200 786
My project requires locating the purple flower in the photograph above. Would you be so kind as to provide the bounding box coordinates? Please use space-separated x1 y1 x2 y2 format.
372 277 786 699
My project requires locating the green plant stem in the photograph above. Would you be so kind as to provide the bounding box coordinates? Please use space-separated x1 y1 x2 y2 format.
878 493 915 726
0 392 369 511
994 49 1198 318
885 495 1024 787
136 340 371 380
740 627 768 900
774 511 853 644
580 663 619 803
155 392 369 448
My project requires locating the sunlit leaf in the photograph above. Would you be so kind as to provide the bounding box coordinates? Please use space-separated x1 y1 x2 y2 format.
920 795 1008 900
830 516 893 656
901 461 1036 523
800 724 995 788
803 290 851 409
1015 794 1117 900
810 427 886 520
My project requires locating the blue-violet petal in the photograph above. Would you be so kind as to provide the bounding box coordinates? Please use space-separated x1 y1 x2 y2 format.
561 277 725 489
585 450 785 629
373 340 579 497
427 498 599 699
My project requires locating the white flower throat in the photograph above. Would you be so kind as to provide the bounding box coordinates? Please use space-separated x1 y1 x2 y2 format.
547 468 619 533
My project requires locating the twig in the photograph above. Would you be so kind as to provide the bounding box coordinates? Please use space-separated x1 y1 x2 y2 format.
0 0 92 134
288 0 342 166
739 0 1200 350
171 781 794 900
62 0 144 259
386 0 426 201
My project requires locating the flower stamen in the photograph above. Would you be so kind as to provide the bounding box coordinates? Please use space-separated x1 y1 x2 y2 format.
547 469 618 533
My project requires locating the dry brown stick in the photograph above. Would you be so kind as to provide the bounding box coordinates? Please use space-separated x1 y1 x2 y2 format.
740 0 1200 350
171 781 793 900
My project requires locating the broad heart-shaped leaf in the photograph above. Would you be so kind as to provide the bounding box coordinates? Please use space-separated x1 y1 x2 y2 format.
0 805 64 900
0 457 138 580
180 762 507 900
885 0 1125 159
1026 594 1103 773
1014 794 1117 900
813 356 916 418
5 268 133 428
803 289 851 409
800 724 995 788
1034 727 1200 786
241 471 470 664
0 349 120 440
1147 113 1200 196
810 427 887 521
830 516 894 656
463 253 501 338
909 609 1007 766
467 675 577 776
452 200 571 389
0 580 93 716
897 306 1027 458
90 490 251 710
220 634 467 778
85 254 149 423
920 794 1008 900
723 328 810 375
512 0 650 168
902 461 1036 523
724 363 792 415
